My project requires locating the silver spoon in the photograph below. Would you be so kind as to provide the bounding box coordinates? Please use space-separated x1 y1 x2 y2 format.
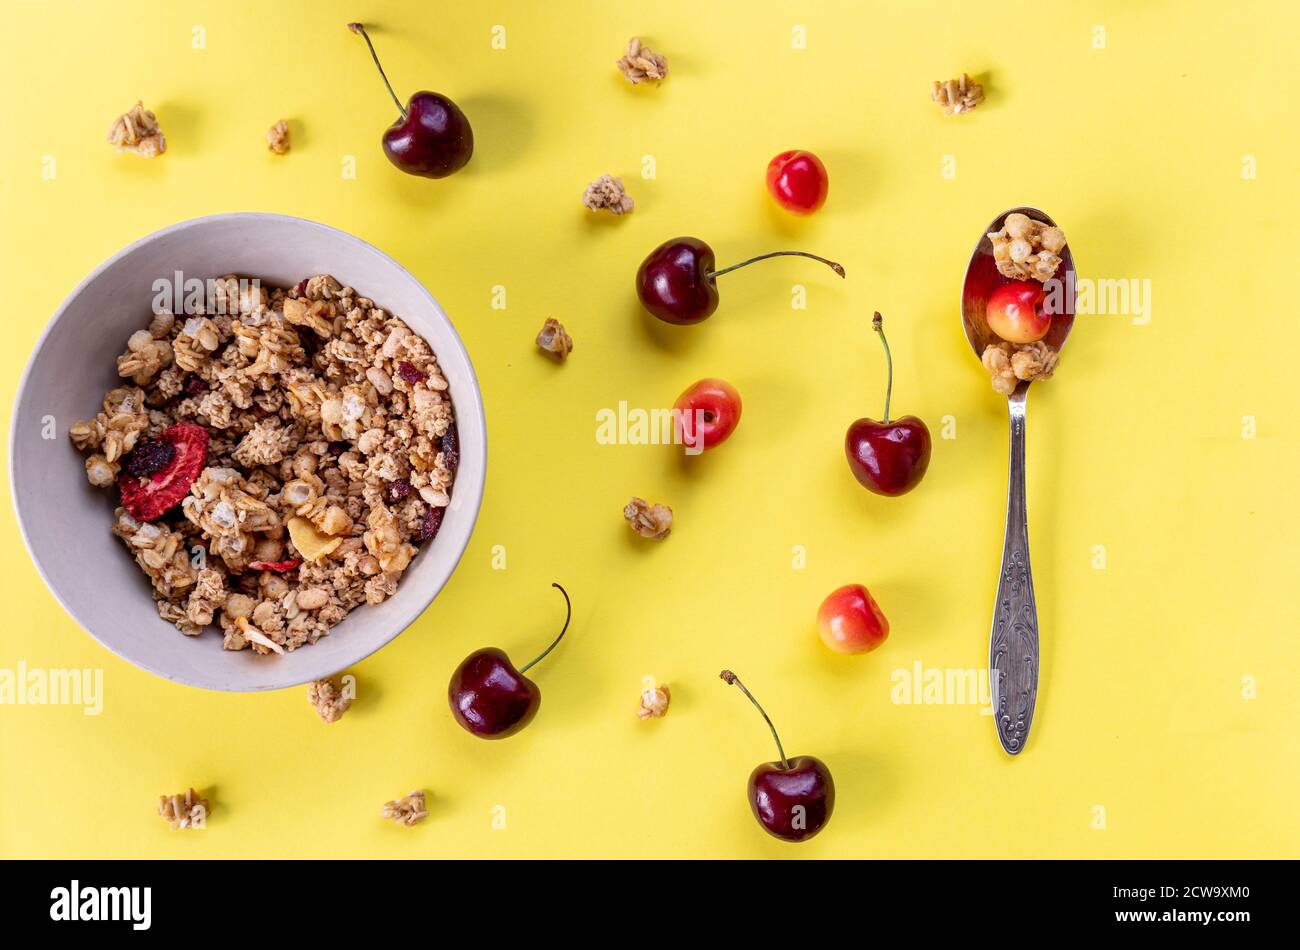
961 206 1075 755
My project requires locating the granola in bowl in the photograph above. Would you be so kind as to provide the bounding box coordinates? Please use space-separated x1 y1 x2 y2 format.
69 274 458 655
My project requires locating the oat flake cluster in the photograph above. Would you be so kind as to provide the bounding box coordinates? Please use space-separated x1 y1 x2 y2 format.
69 274 458 654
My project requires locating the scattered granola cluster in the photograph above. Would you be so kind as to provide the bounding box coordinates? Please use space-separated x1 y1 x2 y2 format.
70 274 458 653
987 213 1066 283
638 682 671 719
536 318 574 361
158 787 209 829
107 101 167 157
931 73 984 116
616 37 668 84
267 119 291 155
624 497 672 540
307 676 354 723
981 340 1060 395
583 174 634 215
381 790 429 827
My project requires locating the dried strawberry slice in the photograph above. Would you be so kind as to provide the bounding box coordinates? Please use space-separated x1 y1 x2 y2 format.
248 558 302 573
118 422 209 522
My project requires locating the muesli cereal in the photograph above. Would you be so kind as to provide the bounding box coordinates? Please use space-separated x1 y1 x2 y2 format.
536 317 574 361
583 174 634 215
381 790 429 827
624 497 672 540
987 213 1066 282
70 274 459 654
616 37 668 84
638 682 671 719
931 73 984 116
107 101 166 158
158 786 209 829
267 119 290 154
307 676 354 723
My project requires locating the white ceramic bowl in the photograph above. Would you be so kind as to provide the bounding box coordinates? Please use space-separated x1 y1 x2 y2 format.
10 213 485 691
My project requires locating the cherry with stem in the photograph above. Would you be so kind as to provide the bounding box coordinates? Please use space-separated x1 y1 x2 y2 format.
637 236 845 325
844 311 932 497
447 583 571 739
720 669 835 841
347 21 474 179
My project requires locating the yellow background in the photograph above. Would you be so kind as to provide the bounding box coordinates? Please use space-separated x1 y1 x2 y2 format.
1 0 1297 859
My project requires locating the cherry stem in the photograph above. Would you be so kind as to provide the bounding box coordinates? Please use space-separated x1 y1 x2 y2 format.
348 22 407 120
874 311 892 424
519 583 571 674
706 251 846 282
720 670 790 770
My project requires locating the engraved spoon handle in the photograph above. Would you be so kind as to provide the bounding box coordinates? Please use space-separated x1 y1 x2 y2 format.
990 388 1039 754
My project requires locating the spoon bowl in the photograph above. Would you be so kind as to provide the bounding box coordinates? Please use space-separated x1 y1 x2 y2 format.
961 206 1076 369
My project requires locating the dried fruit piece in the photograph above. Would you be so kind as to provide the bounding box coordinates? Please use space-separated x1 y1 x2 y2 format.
108 101 166 157
385 478 412 503
382 790 429 827
122 438 176 478
624 497 672 540
118 423 209 522
536 318 573 361
287 515 343 562
248 558 302 573
638 683 671 719
418 506 444 541
397 360 426 384
267 118 290 154
583 174 634 214
617 37 668 84
183 375 209 396
441 425 459 472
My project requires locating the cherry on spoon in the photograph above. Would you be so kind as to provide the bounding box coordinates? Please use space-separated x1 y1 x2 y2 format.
720 669 834 842
448 583 571 739
637 236 844 325
961 206 1075 756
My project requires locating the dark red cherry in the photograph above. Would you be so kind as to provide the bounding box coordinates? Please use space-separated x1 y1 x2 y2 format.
720 670 835 842
844 313 931 496
349 23 472 179
749 756 835 842
448 584 570 739
636 237 844 325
